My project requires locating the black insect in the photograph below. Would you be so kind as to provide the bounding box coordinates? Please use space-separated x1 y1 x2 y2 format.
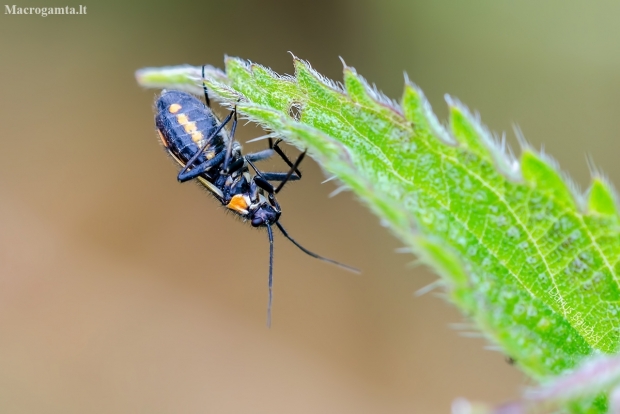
154 66 358 325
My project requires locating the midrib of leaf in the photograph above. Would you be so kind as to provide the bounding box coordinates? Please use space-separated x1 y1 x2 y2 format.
136 58 620 396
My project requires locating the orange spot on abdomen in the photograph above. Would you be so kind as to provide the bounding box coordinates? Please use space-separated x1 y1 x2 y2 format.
226 194 249 215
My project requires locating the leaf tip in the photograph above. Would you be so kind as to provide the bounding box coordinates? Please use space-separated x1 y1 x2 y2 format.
293 57 346 94
588 177 619 217
401 82 455 145
446 95 520 181
411 235 468 287
342 65 401 113
134 64 204 95
521 150 583 210
224 56 254 80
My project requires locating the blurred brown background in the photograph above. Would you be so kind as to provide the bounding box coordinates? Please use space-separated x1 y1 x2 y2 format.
1 1 619 413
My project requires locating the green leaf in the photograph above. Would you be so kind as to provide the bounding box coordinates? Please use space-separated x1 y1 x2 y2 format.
136 57 620 412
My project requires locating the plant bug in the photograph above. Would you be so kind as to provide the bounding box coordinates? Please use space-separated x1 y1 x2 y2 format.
154 66 358 326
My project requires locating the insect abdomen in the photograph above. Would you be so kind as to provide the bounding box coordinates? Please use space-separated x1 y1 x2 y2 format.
155 90 225 167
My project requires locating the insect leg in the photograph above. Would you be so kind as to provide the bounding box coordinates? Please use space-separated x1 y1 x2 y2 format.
260 172 300 182
274 150 306 194
269 138 303 178
246 145 301 182
201 65 211 108
225 157 245 175
275 221 360 273
245 149 275 162
248 166 281 211
254 175 274 193
222 108 238 172
177 151 225 182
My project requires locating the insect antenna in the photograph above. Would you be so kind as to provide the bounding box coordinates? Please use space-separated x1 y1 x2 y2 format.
275 221 360 273
266 224 274 328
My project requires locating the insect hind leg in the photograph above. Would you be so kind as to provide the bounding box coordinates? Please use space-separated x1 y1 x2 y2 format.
223 108 238 172
247 149 305 194
274 149 306 194
201 65 211 108
177 151 225 182
269 138 303 178
260 172 301 182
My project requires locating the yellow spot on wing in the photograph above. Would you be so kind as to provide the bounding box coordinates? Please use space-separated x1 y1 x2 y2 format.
184 122 198 134
176 114 201 140
168 103 182 114
176 114 189 125
227 194 249 215
191 131 203 144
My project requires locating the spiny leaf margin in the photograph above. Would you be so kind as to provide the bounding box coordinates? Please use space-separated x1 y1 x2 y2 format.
137 57 620 411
